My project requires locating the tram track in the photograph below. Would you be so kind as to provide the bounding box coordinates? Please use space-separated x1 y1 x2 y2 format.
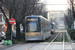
26 42 40 50
44 32 73 50
63 32 64 50
6 32 73 50
44 33 59 50
26 33 59 50
62 32 72 50
5 33 58 50
25 33 59 50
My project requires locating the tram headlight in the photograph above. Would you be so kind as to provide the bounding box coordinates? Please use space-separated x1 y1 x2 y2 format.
38 32 41 35
51 29 53 31
25 33 27 36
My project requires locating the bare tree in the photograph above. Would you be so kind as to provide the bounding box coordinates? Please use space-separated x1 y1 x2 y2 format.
65 0 75 29
64 9 73 28
1 0 39 41
64 15 72 28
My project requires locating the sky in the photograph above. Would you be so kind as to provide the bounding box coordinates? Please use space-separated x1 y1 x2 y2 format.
39 0 69 11
39 0 69 24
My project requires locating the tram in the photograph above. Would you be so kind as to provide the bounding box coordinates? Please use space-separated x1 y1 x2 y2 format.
25 15 51 41
50 22 55 34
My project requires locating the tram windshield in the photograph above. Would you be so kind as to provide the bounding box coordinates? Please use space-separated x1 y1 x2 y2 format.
26 17 40 32
50 24 53 29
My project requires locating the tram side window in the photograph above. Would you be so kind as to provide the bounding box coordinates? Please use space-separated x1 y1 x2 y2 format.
46 24 47 32
45 23 47 32
47 24 48 31
42 22 44 31
41 22 43 31
44 24 46 32
49 24 50 31
43 23 44 31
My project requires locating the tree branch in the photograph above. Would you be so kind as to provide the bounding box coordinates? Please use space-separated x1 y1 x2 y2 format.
0 7 9 23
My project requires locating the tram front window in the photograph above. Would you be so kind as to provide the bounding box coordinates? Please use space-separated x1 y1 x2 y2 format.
26 18 40 32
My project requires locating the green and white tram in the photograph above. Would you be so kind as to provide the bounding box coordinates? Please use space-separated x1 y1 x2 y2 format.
25 15 51 41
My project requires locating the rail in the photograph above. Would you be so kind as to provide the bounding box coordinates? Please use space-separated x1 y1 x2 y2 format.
44 33 59 50
63 32 64 50
26 33 59 50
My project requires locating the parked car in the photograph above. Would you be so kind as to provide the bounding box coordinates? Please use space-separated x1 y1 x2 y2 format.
0 33 2 42
13 30 16 40
1 31 6 40
20 29 23 33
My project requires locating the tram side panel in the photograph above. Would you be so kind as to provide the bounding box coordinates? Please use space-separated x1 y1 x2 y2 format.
45 22 51 39
41 19 51 41
40 20 45 41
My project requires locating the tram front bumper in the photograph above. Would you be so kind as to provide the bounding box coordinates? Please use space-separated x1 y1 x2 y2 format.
25 36 42 41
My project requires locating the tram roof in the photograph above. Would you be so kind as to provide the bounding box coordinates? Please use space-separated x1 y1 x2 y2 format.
26 15 50 22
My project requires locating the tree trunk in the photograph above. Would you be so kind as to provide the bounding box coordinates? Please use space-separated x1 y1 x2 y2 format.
6 23 11 40
16 22 20 41
22 21 25 32
68 25 71 29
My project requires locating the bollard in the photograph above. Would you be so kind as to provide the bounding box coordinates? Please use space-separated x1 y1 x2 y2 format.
3 40 7 46
7 40 12 45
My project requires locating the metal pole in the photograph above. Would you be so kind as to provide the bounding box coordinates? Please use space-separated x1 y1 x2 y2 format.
11 25 12 41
